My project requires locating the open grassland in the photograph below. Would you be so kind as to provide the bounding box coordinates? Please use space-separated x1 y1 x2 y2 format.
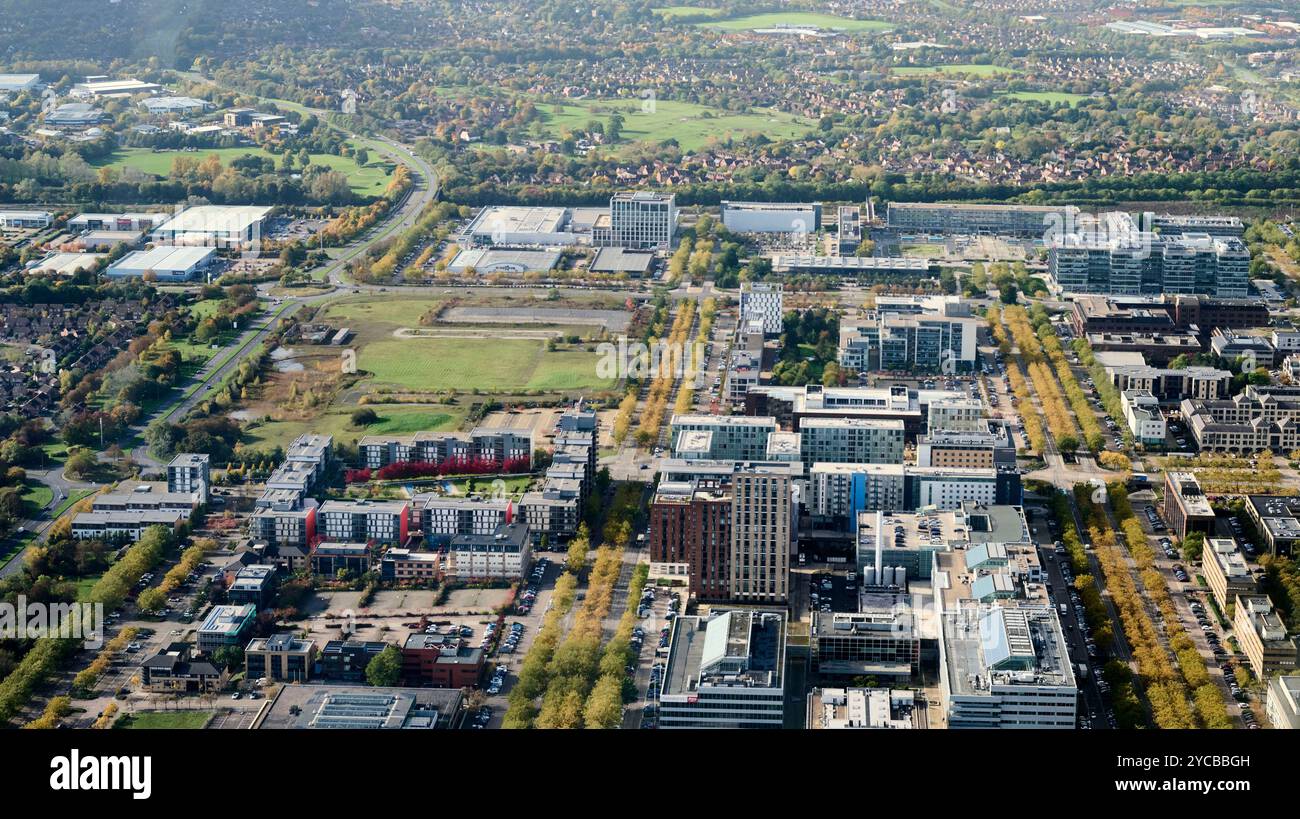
114 711 215 729
89 141 394 197
1004 90 1089 106
361 337 611 393
538 98 813 152
241 403 466 452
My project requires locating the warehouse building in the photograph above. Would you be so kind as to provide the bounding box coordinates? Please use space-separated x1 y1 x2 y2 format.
721 201 821 234
151 205 273 249
106 245 215 281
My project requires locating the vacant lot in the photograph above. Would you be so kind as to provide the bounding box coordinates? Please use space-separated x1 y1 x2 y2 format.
362 337 612 393
241 403 465 451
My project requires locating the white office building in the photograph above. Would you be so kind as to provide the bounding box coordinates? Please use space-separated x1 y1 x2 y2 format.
739 281 784 335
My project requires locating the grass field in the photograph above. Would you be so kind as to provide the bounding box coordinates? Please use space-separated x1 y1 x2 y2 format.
653 5 723 18
114 711 215 730
21 482 53 517
902 243 946 258
90 142 394 197
703 12 892 31
323 296 446 329
1003 90 1089 107
361 337 613 393
893 64 1021 77
538 98 812 152
241 404 466 452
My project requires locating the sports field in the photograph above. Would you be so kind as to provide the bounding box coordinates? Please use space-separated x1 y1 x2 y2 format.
893 64 1021 77
539 98 812 152
703 13 892 32
361 337 613 393
90 141 394 197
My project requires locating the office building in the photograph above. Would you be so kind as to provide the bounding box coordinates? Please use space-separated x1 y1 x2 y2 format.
605 191 675 250
745 384 965 441
196 604 257 654
1244 495 1300 557
838 297 979 373
887 202 1077 236
836 205 862 255
1171 295 1269 334
916 422 1017 470
1068 295 1175 336
245 633 316 683
318 640 389 682
811 592 921 679
400 633 484 688
738 281 784 335
258 685 462 730
1121 389 1166 446
771 254 935 278
1050 220 1250 297
71 509 189 541
1265 675 1300 730
1183 385 1300 454
939 604 1077 728
227 564 278 609
807 687 922 729
1107 364 1231 403
1149 213 1244 238
140 643 229 693
1202 538 1258 611
721 201 820 234
1234 595 1299 680
659 610 786 728
1162 471 1216 540
729 468 795 603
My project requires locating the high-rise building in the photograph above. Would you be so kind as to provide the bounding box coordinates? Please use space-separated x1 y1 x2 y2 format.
729 468 794 603
649 481 732 600
606 191 675 250
739 281 784 336
167 453 210 501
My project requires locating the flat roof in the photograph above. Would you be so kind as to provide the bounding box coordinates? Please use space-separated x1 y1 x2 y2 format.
108 245 214 273
155 205 272 234
30 252 106 275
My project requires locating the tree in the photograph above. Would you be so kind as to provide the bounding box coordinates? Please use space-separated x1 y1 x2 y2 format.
365 645 402 687
212 644 244 672
65 449 97 479
350 408 378 426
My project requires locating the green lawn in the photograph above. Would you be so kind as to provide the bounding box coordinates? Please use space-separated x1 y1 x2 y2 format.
537 98 813 153
893 64 1021 77
653 5 723 18
241 404 466 453
361 337 613 393
21 482 53 517
114 711 216 730
703 12 892 32
1003 90 1089 107
902 243 946 258
52 488 97 519
323 296 446 329
90 142 394 197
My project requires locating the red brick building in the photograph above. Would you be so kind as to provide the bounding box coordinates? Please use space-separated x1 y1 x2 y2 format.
649 480 732 601
400 633 484 688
